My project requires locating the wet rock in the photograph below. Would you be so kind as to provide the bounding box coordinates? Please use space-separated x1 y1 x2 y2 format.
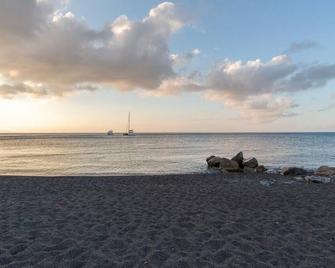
220 158 240 172
255 165 266 173
207 156 222 168
282 167 308 176
206 155 216 164
207 153 265 173
231 151 244 168
243 157 258 168
315 166 335 177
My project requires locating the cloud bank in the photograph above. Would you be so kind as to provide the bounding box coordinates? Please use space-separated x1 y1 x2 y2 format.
1 1 335 122
0 0 188 96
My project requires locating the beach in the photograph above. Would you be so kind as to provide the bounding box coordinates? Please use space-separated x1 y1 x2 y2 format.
1 173 335 267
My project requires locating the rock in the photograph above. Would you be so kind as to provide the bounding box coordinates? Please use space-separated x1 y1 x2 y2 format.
207 156 222 168
282 167 308 176
207 156 240 172
243 166 255 173
255 165 266 173
231 152 243 168
243 157 258 168
315 166 335 177
206 155 216 163
206 155 215 163
219 158 240 172
305 175 331 184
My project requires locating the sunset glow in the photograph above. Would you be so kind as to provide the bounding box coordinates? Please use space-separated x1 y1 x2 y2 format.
1 0 335 132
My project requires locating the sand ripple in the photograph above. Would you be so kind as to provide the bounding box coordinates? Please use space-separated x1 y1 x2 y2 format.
0 173 335 267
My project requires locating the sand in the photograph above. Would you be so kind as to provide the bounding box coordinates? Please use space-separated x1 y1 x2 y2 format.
0 173 335 267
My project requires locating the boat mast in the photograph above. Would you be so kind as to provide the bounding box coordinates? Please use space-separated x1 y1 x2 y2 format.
128 112 130 133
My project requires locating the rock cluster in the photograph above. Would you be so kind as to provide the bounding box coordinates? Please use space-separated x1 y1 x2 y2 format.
281 167 309 176
315 166 335 177
282 165 335 184
206 152 266 173
207 153 335 184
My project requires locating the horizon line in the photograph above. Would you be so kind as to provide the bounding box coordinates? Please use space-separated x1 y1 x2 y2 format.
1 131 335 134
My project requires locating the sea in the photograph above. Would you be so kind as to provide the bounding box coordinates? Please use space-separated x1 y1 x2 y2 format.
0 133 334 176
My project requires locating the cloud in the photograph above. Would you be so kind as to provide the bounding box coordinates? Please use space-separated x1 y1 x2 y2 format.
202 56 298 121
171 49 200 68
277 63 335 92
0 0 52 44
283 40 319 54
153 73 204 96
0 0 188 96
0 83 48 98
1 1 335 123
205 55 335 98
196 55 335 120
240 95 299 121
205 91 298 122
206 55 297 100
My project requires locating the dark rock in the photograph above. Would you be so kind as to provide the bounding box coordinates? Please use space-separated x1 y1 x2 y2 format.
315 166 335 177
207 156 222 168
231 151 244 168
220 158 240 172
243 157 258 168
282 167 308 176
255 165 266 173
206 155 216 163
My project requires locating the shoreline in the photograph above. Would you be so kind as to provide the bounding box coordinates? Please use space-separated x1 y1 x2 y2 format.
0 165 323 178
1 173 335 266
0 172 206 179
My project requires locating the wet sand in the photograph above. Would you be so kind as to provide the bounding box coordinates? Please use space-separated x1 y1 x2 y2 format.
0 173 335 267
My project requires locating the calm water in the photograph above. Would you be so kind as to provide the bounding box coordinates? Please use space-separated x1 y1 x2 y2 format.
0 133 334 176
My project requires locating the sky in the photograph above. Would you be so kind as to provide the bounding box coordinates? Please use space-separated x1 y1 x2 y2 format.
0 0 335 132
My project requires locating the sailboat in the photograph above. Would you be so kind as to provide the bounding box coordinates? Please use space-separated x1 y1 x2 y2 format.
123 112 135 136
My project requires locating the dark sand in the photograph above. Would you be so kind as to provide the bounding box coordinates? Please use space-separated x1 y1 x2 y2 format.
0 173 335 267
